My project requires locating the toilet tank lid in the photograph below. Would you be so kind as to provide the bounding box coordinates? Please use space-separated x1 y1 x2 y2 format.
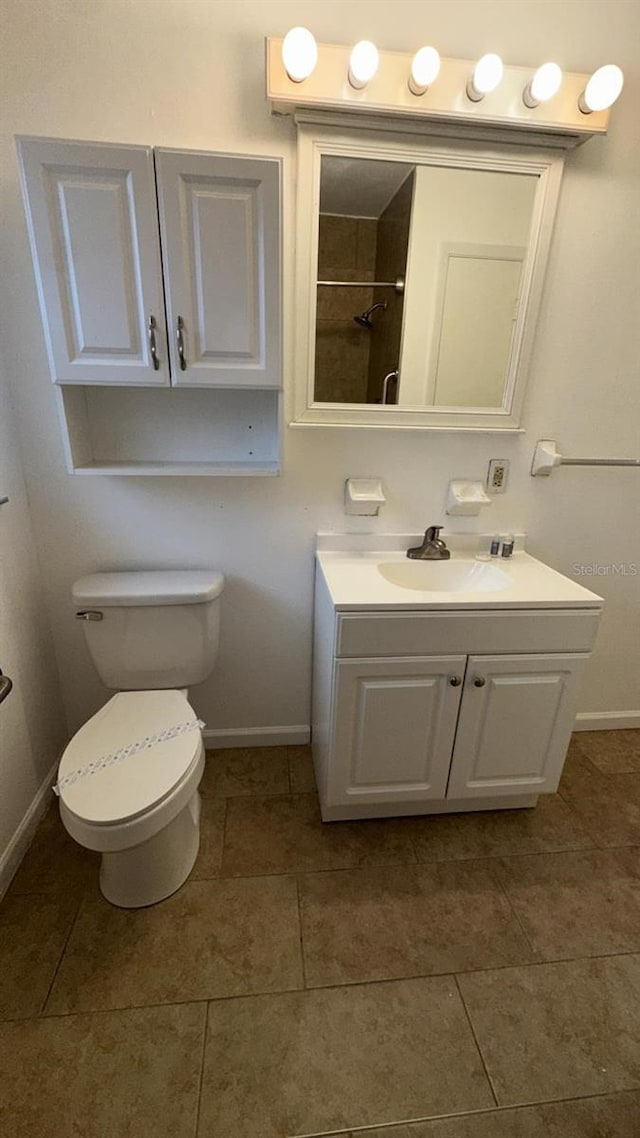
73 570 224 607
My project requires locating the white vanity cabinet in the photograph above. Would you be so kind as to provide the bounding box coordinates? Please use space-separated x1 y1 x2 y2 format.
331 656 466 806
446 653 584 799
312 564 601 821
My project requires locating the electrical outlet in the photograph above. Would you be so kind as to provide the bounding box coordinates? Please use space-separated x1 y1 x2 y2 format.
487 458 509 494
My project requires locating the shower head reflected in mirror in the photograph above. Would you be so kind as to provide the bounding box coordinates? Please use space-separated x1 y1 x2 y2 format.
353 301 387 329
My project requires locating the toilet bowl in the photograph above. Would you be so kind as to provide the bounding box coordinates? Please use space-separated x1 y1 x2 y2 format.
57 569 224 908
58 689 205 907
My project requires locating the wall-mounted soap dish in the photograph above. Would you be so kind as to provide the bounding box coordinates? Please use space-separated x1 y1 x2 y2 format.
344 478 386 516
446 480 492 516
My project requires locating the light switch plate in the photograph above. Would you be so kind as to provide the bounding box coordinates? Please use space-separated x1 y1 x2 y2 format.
487 458 510 494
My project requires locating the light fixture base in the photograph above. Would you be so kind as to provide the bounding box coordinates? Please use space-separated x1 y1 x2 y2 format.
466 81 484 103
408 76 428 97
267 39 612 146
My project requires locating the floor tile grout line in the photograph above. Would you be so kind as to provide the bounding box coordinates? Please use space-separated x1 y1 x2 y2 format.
295 876 308 989
8 835 640 904
192 1001 210 1138
38 891 85 1018
219 795 229 870
453 973 499 1107
299 948 640 992
289 1086 640 1137
21 948 640 1025
484 857 539 960
185 838 640 885
5 996 211 1027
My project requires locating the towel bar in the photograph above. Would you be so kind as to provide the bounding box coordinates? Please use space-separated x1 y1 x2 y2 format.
531 439 640 477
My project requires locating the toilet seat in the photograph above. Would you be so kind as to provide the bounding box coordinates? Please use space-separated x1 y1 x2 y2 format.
58 689 202 826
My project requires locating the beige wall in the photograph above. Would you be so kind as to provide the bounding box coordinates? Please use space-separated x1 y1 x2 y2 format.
0 0 638 736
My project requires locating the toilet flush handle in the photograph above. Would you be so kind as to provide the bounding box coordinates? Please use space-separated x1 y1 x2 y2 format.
0 670 13 705
75 610 103 621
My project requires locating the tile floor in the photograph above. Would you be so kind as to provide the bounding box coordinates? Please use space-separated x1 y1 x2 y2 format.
1 732 639 1136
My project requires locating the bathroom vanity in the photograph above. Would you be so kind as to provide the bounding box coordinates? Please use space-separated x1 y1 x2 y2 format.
312 536 603 821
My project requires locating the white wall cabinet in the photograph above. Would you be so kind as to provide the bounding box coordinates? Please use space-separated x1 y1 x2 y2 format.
18 138 281 390
312 578 595 820
155 149 280 389
17 137 282 475
17 138 168 387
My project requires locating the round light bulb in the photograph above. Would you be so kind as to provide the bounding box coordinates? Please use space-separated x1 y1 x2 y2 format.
524 62 563 108
579 64 624 114
281 27 318 83
467 53 504 101
409 46 441 96
348 40 379 89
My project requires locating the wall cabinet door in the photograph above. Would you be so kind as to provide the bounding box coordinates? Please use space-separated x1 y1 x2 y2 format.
155 149 281 388
328 656 465 808
447 653 588 799
17 138 169 386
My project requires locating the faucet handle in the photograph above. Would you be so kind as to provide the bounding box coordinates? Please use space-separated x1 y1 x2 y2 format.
425 525 443 542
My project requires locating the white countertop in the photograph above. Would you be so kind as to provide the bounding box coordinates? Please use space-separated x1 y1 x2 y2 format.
316 535 604 612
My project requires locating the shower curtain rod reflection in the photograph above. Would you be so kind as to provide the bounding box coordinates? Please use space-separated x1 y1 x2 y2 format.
318 275 405 293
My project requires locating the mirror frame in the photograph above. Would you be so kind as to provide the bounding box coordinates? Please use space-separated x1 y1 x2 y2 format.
292 122 565 431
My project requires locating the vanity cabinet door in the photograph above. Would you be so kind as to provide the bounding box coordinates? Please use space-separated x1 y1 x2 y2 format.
328 656 465 808
447 653 588 799
155 150 281 388
17 138 169 386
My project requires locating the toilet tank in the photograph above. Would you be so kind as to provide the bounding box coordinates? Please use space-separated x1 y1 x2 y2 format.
72 570 224 690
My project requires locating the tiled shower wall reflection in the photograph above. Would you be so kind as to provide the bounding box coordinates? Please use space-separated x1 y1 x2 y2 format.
315 216 377 403
367 173 413 403
315 175 412 405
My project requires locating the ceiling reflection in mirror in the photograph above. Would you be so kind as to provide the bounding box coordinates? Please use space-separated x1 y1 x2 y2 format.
314 155 538 409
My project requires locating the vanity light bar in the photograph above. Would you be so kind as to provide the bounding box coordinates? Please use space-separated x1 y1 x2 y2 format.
267 37 623 144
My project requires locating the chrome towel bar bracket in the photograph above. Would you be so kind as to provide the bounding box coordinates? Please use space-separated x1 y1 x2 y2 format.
531 439 640 477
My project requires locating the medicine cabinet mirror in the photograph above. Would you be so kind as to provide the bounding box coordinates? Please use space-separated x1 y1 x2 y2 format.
293 125 564 430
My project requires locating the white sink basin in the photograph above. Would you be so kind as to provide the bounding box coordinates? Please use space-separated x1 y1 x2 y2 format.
377 559 510 593
315 536 604 611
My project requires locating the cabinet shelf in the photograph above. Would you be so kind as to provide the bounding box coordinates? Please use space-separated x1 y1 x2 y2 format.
71 460 281 477
58 385 281 476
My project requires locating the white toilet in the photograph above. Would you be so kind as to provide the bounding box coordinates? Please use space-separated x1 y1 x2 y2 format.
57 569 224 908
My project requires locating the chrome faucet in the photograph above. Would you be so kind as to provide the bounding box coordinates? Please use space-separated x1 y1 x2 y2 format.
407 526 451 560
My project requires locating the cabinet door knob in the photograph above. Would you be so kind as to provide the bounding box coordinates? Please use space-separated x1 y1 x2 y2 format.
473 676 486 687
449 675 462 687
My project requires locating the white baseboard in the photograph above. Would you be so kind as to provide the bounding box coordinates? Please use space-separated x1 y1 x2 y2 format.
0 760 58 902
203 714 639 749
203 725 311 750
574 711 640 731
